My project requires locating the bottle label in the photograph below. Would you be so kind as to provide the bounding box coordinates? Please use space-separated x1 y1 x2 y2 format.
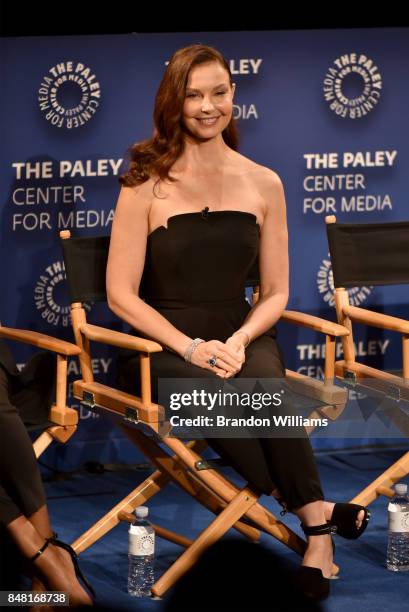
129 526 155 556
388 506 409 533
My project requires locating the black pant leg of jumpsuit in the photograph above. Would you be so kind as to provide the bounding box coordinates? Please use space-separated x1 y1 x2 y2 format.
117 334 324 512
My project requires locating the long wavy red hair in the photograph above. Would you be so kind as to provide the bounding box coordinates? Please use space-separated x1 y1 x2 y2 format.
119 44 239 192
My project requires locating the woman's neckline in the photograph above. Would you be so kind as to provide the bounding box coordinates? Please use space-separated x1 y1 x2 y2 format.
148 209 261 239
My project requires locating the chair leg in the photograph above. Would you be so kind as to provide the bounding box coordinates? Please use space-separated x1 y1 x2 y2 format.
33 431 54 458
72 442 259 555
182 470 261 541
351 450 409 506
33 426 77 458
72 470 168 553
121 428 261 541
151 487 259 598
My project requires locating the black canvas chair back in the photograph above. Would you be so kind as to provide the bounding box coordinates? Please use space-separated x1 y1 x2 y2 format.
61 235 110 303
325 216 409 509
326 220 409 288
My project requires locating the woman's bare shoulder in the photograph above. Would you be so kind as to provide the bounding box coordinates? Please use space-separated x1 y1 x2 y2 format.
231 152 282 184
233 156 285 218
117 178 157 214
121 177 156 199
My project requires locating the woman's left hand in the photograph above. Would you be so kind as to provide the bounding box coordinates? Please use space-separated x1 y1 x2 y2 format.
223 335 246 377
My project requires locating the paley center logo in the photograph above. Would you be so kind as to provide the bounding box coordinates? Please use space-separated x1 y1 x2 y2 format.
38 61 101 129
323 53 382 119
317 253 372 307
34 259 91 327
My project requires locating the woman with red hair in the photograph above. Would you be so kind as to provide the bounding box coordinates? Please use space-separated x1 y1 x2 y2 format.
107 44 370 600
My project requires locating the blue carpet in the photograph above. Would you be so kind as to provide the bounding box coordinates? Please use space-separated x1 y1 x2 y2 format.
42 447 409 611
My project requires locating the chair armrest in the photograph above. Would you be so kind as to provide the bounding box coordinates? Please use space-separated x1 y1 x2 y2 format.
281 310 349 337
80 323 163 353
343 305 409 334
0 326 81 356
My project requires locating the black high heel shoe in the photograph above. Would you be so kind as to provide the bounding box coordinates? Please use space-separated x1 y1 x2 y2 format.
295 523 334 601
30 534 96 600
276 497 371 539
328 503 371 539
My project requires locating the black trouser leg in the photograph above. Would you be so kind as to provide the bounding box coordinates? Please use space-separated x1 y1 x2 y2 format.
0 365 48 527
117 335 324 510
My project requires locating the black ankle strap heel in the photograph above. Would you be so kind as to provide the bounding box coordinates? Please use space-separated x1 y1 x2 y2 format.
301 522 336 552
295 522 333 601
301 523 331 536
29 536 53 562
329 502 371 539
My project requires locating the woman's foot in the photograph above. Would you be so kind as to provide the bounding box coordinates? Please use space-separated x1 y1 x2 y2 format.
302 531 333 579
31 540 93 607
7 517 93 607
30 576 53 612
297 522 334 600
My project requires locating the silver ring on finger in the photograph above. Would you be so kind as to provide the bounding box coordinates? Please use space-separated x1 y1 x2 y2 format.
208 355 218 367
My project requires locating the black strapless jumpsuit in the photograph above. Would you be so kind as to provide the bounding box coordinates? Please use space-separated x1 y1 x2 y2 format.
117 210 324 511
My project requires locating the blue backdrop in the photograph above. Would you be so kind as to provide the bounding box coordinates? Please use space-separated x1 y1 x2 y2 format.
1 28 408 466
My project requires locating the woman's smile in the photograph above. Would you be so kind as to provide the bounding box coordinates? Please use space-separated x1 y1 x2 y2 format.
196 117 220 125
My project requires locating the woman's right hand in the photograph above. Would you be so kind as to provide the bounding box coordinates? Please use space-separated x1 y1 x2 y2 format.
190 340 244 377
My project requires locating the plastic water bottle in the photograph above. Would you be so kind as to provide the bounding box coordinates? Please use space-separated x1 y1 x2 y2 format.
386 483 409 571
128 506 155 596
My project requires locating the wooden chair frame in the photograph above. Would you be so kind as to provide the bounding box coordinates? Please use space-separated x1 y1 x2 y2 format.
60 230 345 597
0 325 81 457
326 214 409 506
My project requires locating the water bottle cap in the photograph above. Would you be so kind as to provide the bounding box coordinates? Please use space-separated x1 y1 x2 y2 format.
395 483 408 495
134 506 149 519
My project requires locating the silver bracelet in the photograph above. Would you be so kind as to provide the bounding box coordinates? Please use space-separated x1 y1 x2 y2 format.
184 338 205 362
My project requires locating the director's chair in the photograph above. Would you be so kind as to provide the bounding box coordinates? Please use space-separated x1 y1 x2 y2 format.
0 327 81 458
326 214 409 506
60 229 346 597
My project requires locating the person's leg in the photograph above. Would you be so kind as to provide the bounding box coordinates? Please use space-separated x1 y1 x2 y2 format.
117 349 278 495
235 335 324 508
235 335 334 576
292 501 333 579
7 515 92 605
237 335 365 574
27 505 53 539
8 353 56 540
0 366 47 526
25 505 54 596
238 337 365 528
0 365 92 604
0 363 48 590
